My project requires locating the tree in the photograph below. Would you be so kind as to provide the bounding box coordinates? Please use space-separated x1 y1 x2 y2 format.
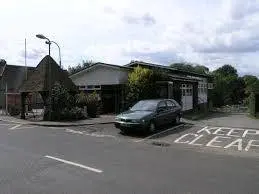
248 80 259 116
0 59 6 65
170 63 196 73
126 66 168 105
170 63 210 75
242 75 258 98
68 60 94 75
242 75 258 86
213 64 238 77
230 77 245 104
194 65 209 74
211 65 244 106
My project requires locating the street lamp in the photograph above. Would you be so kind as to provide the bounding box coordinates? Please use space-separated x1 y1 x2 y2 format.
36 34 62 67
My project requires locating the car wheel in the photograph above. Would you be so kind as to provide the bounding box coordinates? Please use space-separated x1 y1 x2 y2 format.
148 121 156 133
175 115 181 125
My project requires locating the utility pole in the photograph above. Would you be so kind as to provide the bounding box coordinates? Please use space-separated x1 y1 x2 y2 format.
5 83 8 115
25 38 28 80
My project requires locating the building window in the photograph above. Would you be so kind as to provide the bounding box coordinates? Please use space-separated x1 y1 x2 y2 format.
79 86 86 90
94 85 101 90
208 83 214 89
182 89 185 96
86 85 101 91
181 84 193 96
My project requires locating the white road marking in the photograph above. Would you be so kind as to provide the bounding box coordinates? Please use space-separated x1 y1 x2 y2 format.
135 124 184 143
17 126 35 129
8 124 35 130
197 126 217 134
172 126 259 152
66 129 84 135
242 129 259 138
174 133 195 144
245 140 259 151
206 136 230 148
226 128 244 137
188 134 203 146
213 127 229 136
224 138 243 151
65 129 116 139
9 124 22 130
45 155 103 173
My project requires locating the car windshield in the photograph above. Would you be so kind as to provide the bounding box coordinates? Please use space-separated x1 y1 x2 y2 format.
130 100 158 111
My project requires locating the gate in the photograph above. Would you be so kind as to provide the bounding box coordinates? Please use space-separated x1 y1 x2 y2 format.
24 92 44 120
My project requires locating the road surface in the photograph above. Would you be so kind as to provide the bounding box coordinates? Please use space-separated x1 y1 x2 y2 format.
0 121 258 193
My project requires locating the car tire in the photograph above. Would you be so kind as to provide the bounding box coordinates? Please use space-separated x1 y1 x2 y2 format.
175 115 181 125
148 120 156 133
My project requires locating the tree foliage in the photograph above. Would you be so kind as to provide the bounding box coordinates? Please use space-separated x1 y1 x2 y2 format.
126 66 168 105
0 59 6 65
211 65 245 107
242 75 258 86
170 63 209 75
76 91 100 117
242 75 258 98
68 60 94 75
44 82 84 121
213 64 238 77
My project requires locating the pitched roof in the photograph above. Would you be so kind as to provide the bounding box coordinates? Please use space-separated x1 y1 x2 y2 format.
0 63 35 91
126 61 212 78
20 55 77 93
69 62 132 78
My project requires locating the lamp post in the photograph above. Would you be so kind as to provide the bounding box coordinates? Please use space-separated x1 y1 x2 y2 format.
36 34 62 67
36 34 57 121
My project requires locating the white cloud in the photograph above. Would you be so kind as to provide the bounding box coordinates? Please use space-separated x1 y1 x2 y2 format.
1 0 259 76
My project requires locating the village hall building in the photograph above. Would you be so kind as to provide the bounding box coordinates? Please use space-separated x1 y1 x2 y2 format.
70 61 213 114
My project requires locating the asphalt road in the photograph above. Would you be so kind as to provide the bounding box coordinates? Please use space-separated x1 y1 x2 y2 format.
0 121 258 193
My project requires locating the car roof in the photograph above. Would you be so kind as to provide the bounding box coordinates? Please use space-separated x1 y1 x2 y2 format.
139 99 171 103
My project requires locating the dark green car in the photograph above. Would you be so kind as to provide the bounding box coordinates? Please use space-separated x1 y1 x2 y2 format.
115 99 182 133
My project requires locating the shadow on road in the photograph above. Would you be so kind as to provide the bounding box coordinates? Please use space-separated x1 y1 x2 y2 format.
149 123 193 139
120 122 193 139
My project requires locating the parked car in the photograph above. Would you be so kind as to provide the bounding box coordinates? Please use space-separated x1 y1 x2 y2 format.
114 99 182 133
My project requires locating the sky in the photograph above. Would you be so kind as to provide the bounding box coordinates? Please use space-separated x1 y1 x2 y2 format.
1 0 259 76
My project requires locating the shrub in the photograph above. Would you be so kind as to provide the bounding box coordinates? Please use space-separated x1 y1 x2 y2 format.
44 82 85 121
8 105 21 116
76 92 88 108
85 91 99 118
60 107 85 121
75 91 99 118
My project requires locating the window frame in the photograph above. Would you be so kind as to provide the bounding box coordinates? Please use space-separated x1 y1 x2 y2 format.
157 101 167 111
166 100 175 108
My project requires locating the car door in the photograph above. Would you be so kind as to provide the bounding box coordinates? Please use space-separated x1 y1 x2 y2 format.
155 101 169 126
166 100 177 122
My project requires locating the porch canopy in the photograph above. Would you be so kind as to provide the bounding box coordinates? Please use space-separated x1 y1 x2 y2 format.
19 55 77 120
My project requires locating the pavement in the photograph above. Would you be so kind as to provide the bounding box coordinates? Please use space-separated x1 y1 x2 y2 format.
0 114 115 127
0 120 258 193
182 112 259 129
